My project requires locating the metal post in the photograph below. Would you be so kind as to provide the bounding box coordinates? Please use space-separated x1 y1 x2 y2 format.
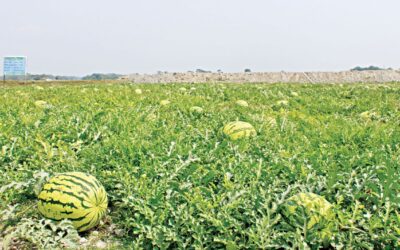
24 57 27 84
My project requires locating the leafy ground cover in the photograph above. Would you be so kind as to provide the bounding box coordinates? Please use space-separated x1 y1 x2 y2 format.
0 82 399 249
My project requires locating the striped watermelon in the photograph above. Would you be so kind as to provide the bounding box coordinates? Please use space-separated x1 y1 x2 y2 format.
282 193 334 243
223 121 256 140
37 172 108 232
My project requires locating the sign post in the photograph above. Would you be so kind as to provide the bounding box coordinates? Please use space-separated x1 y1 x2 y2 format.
3 56 27 83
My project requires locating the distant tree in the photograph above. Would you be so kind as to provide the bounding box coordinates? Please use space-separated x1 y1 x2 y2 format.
82 73 122 80
217 69 223 73
351 66 386 71
22 74 80 81
244 69 251 73
55 75 81 80
196 69 211 73
29 74 55 81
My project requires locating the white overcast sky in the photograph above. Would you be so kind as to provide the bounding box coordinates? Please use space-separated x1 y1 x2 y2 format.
1 0 399 76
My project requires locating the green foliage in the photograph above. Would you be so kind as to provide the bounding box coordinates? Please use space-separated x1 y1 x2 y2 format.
0 82 399 249
281 193 335 246
82 73 123 80
5 74 80 81
3 218 80 249
351 65 387 71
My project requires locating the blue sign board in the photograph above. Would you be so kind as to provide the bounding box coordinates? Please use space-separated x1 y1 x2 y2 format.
3 57 26 76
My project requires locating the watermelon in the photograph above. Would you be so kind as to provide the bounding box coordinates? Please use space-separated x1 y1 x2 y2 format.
190 106 204 114
360 111 379 121
34 100 48 108
276 100 289 106
160 100 170 106
223 121 256 140
282 192 334 242
235 100 249 107
37 172 108 232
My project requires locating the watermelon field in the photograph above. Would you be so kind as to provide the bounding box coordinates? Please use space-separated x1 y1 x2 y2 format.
0 82 400 249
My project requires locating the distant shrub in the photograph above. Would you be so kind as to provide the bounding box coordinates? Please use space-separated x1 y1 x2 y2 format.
196 69 211 73
82 73 123 80
351 66 386 71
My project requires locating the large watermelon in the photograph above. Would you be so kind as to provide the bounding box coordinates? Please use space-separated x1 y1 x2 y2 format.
223 121 256 140
38 172 108 232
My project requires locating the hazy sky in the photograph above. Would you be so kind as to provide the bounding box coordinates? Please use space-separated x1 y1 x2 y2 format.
1 0 399 76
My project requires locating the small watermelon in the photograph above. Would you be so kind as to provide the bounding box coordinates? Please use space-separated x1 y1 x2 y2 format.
160 100 170 106
190 106 204 114
38 172 108 232
276 100 289 106
235 100 249 107
223 121 256 140
34 100 48 108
